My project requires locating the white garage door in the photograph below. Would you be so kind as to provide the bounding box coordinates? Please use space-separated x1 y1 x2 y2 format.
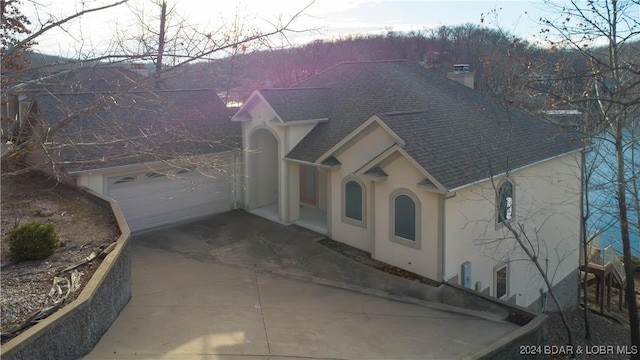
107 168 231 232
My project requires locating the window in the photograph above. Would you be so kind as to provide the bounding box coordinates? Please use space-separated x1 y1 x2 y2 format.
494 263 509 299
395 195 416 240
113 175 136 184
345 181 363 221
146 171 166 179
342 177 366 227
497 180 514 224
390 189 421 249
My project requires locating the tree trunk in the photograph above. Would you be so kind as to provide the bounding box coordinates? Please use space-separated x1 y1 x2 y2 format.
155 0 167 86
615 128 640 356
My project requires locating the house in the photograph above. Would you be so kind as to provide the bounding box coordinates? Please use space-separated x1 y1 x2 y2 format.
4 67 242 232
2 66 144 142
5 61 582 311
231 60 583 311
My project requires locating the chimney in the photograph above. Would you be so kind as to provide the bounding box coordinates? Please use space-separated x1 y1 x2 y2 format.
447 64 474 89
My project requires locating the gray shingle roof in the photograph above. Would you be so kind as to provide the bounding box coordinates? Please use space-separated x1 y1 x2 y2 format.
278 60 581 190
19 66 143 93
259 88 331 122
34 89 240 172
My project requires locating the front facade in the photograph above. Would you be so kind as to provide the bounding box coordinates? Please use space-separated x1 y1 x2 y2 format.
6 62 582 310
232 60 583 311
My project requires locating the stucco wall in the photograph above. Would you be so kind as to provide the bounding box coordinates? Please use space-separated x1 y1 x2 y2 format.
443 153 582 309
373 155 441 280
241 99 320 222
329 125 396 251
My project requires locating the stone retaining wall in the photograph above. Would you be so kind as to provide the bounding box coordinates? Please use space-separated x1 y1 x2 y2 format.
0 188 131 360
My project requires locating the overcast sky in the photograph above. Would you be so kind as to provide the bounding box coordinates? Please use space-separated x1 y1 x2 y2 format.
28 0 562 56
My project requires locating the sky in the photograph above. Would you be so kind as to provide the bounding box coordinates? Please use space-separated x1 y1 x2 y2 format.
27 0 561 57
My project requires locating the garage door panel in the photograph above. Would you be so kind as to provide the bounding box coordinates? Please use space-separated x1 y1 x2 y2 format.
107 167 231 232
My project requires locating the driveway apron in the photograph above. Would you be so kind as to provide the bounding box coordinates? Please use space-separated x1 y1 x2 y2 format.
85 210 518 359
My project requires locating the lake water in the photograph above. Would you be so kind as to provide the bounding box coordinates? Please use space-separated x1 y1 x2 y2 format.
586 132 639 257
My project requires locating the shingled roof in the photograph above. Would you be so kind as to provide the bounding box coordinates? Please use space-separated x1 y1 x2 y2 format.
18 66 144 93
33 88 240 172
259 88 331 123
272 60 581 190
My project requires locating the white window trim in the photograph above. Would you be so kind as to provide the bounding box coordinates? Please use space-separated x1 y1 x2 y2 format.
493 261 509 300
341 176 366 228
389 188 421 250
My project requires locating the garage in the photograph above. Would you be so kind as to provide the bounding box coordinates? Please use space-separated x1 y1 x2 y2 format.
107 167 231 232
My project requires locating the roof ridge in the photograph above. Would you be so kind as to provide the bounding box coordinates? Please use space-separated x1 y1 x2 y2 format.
292 60 411 88
35 88 217 96
381 110 425 116
261 87 329 92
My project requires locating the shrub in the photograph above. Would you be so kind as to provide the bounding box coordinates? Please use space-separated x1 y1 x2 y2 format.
8 222 60 260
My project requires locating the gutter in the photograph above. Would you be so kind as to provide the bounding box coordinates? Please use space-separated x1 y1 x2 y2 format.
65 150 236 176
283 157 336 170
448 148 583 193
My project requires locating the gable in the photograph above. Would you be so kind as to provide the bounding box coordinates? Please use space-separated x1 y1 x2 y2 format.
233 88 330 125
329 120 398 170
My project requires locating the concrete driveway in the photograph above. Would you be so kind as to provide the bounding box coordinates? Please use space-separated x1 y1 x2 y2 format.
85 210 520 359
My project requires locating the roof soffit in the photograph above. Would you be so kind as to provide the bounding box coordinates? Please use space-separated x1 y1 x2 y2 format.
355 144 448 193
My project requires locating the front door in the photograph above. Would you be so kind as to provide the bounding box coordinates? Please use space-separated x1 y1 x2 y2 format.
300 165 317 206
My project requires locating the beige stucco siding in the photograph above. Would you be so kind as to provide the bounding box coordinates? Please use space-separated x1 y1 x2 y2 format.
240 97 323 223
373 156 440 280
329 125 396 251
444 153 581 308
241 101 285 215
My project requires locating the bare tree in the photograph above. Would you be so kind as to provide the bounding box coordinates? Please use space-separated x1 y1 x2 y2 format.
539 0 640 352
1 0 314 176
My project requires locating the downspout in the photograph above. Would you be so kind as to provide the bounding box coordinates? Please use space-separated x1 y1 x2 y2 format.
284 126 290 223
441 192 456 282
370 181 376 258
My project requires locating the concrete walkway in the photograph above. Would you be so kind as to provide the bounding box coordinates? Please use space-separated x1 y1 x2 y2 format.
85 211 520 359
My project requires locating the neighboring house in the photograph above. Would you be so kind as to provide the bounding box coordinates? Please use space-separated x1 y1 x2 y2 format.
2 66 143 141
5 67 241 232
231 60 583 311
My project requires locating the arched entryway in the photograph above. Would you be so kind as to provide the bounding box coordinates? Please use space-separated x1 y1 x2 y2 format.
248 128 279 218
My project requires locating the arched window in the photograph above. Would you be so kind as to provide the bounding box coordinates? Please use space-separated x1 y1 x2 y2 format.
394 195 416 240
390 189 421 249
345 180 363 221
497 180 514 224
342 177 366 227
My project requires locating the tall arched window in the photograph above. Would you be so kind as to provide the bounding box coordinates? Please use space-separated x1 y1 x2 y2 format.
497 180 514 224
345 180 363 221
394 195 416 240
390 189 421 249
342 177 366 227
